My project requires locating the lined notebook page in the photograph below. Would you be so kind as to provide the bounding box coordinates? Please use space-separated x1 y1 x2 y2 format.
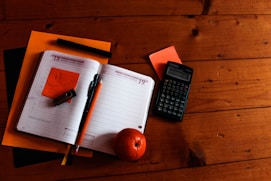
16 50 100 144
80 64 155 154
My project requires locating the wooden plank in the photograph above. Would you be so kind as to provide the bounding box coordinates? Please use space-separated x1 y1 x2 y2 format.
3 0 271 19
1 110 271 180
1 105 271 178
121 58 271 113
2 106 271 179
186 58 271 112
2 0 202 20
210 0 271 15
4 0 271 19
1 15 271 63
182 107 271 165
47 158 271 180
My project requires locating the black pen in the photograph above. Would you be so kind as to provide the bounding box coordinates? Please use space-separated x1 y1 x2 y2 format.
75 74 101 154
56 38 112 58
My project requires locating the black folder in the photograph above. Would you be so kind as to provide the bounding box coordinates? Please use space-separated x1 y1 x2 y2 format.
3 48 62 167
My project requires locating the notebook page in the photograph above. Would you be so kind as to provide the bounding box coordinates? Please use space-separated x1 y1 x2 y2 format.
80 64 155 154
16 50 100 144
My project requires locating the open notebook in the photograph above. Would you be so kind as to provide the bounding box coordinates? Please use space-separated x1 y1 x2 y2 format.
16 50 155 155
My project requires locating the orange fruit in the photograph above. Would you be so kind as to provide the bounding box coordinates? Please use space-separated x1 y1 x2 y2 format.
113 128 146 161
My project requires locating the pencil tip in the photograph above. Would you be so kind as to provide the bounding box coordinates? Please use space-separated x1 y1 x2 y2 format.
75 145 79 154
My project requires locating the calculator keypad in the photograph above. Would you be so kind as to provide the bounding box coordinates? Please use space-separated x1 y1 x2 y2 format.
156 78 189 120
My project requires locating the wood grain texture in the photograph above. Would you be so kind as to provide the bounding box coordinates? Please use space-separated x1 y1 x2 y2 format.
1 0 271 180
1 15 271 63
1 0 202 19
210 0 271 15
183 107 271 164
1 127 271 181
186 58 271 112
2 0 271 19
46 158 271 180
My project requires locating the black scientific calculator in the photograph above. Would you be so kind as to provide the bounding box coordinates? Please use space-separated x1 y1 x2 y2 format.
154 61 193 121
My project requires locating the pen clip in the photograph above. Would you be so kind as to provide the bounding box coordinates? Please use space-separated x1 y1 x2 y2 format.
93 74 100 86
87 74 100 95
87 81 95 95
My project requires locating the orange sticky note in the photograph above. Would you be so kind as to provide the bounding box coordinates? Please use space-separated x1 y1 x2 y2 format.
42 68 80 101
149 46 182 80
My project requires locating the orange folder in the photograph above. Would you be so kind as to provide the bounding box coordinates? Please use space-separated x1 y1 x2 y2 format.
2 31 111 157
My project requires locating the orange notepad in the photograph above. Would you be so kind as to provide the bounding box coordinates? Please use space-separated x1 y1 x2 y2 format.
2 31 111 157
149 46 182 80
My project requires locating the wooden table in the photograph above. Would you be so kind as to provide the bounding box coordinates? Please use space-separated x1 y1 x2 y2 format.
1 0 271 180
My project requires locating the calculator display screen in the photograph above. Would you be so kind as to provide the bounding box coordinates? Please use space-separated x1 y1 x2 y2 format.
167 67 190 81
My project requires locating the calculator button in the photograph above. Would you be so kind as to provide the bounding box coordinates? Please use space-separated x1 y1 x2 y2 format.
159 102 164 107
156 79 190 120
157 106 163 111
